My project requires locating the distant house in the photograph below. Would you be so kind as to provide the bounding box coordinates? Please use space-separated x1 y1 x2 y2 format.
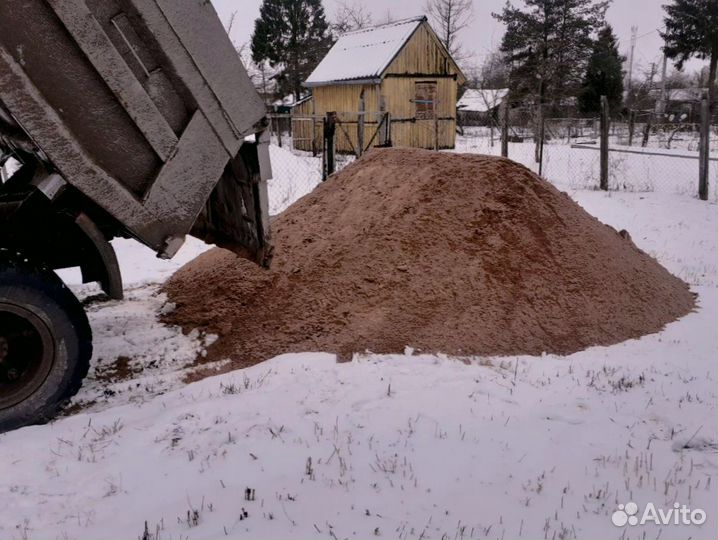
457 88 509 126
293 16 466 153
271 94 310 114
651 88 708 122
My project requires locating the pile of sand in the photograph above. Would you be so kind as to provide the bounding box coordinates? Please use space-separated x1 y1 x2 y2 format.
165 148 694 367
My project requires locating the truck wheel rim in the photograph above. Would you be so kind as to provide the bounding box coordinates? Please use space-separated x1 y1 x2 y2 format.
0 303 55 411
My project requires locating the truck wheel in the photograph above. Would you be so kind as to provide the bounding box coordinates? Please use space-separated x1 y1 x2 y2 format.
0 257 92 432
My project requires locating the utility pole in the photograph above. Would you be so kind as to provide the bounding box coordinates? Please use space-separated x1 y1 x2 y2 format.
626 26 638 93
656 54 668 116
646 62 657 94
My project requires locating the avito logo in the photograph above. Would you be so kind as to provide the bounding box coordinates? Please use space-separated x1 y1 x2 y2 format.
612 502 706 527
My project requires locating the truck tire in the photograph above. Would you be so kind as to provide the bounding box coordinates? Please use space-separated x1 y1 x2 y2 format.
0 254 92 432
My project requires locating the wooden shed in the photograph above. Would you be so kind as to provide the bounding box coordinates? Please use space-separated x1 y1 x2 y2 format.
457 88 509 126
294 16 466 153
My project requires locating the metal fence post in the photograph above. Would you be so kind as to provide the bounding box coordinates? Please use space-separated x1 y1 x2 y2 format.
434 108 440 151
385 112 392 147
641 113 652 148
357 93 365 157
699 95 710 201
538 114 545 177
323 112 336 180
600 95 610 191
311 99 318 157
627 109 636 146
534 102 543 163
501 99 509 158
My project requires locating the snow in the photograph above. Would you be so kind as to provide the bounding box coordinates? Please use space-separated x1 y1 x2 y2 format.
455 133 718 201
272 94 311 108
457 89 509 113
1 144 717 540
267 145 323 215
305 17 425 86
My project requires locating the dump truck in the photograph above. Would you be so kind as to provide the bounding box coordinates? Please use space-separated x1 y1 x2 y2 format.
0 0 272 431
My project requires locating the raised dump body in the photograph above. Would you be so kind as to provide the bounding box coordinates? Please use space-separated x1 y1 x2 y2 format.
0 0 273 431
0 0 272 263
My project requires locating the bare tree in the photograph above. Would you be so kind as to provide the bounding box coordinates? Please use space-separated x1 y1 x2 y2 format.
224 10 238 41
478 50 510 89
237 42 280 105
425 0 474 59
333 1 373 34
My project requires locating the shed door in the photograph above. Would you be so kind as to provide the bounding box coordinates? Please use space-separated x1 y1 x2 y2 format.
415 82 437 120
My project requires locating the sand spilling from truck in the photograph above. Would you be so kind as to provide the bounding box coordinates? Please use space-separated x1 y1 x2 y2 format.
165 148 694 366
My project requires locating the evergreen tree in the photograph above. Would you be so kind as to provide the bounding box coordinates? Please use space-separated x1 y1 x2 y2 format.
661 0 718 113
578 25 624 115
493 0 609 113
251 0 333 100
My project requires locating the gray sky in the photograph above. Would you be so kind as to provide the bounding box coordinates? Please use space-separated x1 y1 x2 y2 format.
211 0 708 77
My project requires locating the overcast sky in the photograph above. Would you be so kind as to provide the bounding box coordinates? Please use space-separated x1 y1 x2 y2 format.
211 0 708 77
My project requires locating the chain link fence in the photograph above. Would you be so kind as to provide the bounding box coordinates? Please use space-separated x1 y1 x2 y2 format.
266 105 718 211
456 103 718 201
265 132 323 215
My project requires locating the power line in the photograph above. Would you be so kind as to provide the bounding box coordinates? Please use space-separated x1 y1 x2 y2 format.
636 27 661 40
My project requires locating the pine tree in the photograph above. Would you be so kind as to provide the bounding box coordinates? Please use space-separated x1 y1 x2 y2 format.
493 0 609 113
578 25 624 115
661 0 718 113
251 0 333 100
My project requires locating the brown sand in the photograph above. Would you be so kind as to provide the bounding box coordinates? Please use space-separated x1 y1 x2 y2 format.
165 148 694 367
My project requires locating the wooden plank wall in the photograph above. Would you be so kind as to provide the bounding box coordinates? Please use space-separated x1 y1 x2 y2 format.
291 98 321 153
381 77 457 149
384 24 461 79
292 21 463 152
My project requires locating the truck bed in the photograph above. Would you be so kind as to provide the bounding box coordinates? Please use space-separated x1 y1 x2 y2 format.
0 0 271 262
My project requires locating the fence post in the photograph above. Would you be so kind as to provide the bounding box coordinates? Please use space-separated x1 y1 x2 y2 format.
434 108 440 151
600 95 610 191
378 96 389 147
357 93 365 157
311 99 318 157
538 114 546 176
628 110 636 146
641 113 652 148
385 112 392 147
276 115 283 148
323 112 336 180
698 95 710 201
501 98 509 158
534 102 543 163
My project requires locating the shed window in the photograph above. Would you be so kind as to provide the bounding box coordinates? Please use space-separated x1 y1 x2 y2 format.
415 82 437 120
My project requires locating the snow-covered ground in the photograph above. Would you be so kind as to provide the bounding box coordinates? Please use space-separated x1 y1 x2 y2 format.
456 133 718 201
1 145 716 540
267 145 323 215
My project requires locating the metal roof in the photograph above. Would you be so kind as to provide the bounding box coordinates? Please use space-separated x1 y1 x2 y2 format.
304 16 426 87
